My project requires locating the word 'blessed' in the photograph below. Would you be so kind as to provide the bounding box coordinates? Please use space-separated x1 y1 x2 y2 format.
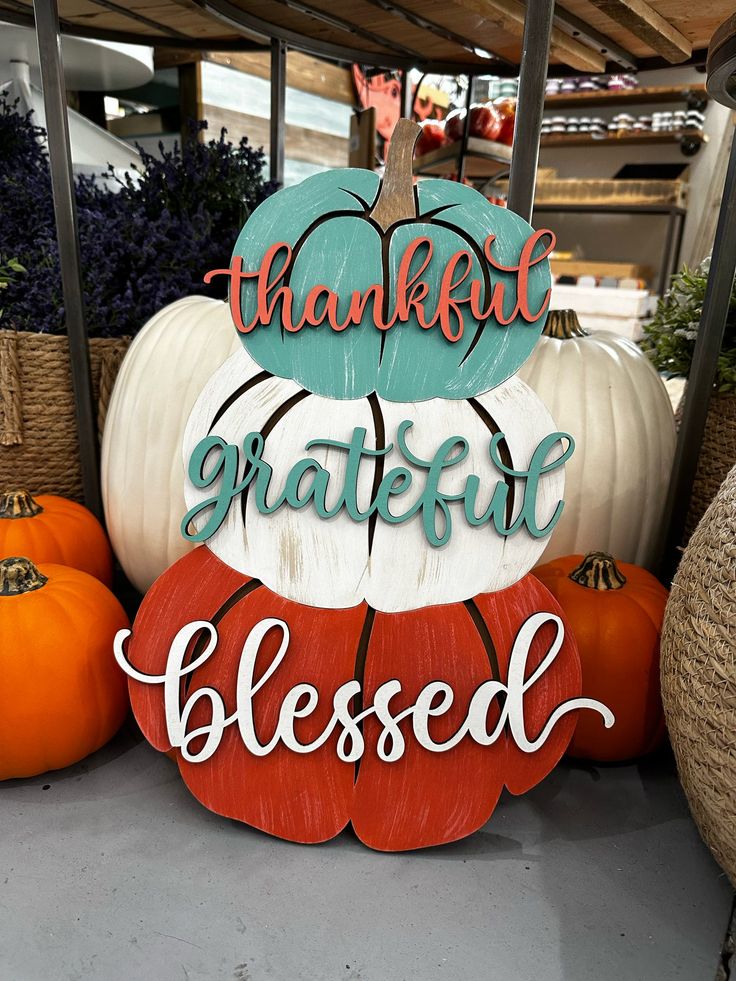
114 614 614 764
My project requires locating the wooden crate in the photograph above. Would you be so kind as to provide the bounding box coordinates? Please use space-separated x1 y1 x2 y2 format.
551 259 653 280
496 178 688 207
530 178 689 207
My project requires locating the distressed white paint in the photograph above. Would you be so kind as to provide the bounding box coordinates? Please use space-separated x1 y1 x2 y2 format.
518 330 676 568
183 349 567 612
101 297 241 593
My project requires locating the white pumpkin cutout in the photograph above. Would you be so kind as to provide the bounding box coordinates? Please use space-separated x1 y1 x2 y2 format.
101 297 240 593
518 309 676 568
183 348 567 613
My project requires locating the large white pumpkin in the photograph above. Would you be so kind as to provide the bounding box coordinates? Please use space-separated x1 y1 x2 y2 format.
518 309 676 568
183 348 567 613
101 297 240 593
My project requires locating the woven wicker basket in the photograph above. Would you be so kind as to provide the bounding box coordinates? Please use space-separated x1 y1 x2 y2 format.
661 462 736 884
0 329 131 502
676 391 736 541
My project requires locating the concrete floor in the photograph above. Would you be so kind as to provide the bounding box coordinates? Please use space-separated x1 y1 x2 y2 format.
0 724 732 981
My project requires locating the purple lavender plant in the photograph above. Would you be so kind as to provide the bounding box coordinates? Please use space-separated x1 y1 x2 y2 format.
0 100 277 337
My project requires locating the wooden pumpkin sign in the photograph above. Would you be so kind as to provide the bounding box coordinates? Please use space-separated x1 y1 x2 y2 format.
115 119 614 851
206 120 553 402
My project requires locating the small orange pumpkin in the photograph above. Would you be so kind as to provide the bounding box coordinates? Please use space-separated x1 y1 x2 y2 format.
0 489 113 585
534 551 668 762
0 556 130 779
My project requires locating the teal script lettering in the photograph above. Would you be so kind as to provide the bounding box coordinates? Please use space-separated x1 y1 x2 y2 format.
181 424 573 549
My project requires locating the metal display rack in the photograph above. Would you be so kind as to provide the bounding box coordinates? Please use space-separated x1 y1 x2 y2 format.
533 203 687 298
1 0 734 580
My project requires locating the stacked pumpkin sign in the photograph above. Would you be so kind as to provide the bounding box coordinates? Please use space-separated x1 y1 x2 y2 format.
114 120 613 851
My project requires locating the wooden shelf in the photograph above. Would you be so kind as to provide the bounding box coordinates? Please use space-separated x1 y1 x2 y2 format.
544 83 708 110
550 259 653 279
540 128 707 148
413 136 512 178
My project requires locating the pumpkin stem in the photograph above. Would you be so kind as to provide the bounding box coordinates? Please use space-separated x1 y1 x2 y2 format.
0 489 43 519
569 552 626 591
0 556 48 596
369 118 420 233
544 309 589 340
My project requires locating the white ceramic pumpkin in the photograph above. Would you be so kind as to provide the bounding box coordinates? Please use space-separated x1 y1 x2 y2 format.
101 296 240 593
183 348 567 612
518 309 676 568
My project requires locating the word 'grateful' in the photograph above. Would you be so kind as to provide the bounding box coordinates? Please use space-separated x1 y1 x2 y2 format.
182 422 573 548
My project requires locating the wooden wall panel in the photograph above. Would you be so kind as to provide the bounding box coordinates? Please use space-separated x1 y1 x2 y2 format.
156 49 355 105
200 104 349 169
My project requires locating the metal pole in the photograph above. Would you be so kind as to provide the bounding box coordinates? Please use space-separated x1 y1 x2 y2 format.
507 0 554 221
458 75 473 183
33 0 101 517
658 208 677 297
660 127 736 581
400 69 413 120
270 38 286 185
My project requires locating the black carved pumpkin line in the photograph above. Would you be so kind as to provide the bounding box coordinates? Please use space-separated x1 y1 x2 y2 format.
271 189 493 369
466 397 515 527
182 578 264 699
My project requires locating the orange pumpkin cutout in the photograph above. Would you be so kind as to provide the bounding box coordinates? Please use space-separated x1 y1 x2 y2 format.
534 552 668 762
0 556 130 779
0 490 113 586
123 546 585 851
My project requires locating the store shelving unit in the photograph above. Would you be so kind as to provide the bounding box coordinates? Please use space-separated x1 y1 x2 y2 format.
533 202 687 295
413 128 708 179
544 82 709 110
540 128 707 150
413 135 512 179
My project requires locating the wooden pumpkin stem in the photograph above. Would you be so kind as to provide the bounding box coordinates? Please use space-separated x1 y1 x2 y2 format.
544 309 589 340
370 118 421 233
570 552 626 591
0 556 48 596
0 489 44 519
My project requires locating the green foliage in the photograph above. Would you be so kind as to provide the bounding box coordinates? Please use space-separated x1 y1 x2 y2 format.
0 257 25 320
640 256 736 393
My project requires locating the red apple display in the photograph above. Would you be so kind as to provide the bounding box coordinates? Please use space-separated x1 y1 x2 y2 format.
445 103 505 144
415 120 447 157
493 97 517 145
444 107 466 142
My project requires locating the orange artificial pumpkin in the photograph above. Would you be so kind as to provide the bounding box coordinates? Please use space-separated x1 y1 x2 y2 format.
0 489 113 585
0 556 130 779
534 551 668 762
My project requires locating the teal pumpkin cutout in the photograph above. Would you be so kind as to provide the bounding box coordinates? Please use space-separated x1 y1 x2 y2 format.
229 120 552 402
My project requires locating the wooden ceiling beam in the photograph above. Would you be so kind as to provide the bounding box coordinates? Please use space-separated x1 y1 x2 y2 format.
450 0 606 73
585 0 692 63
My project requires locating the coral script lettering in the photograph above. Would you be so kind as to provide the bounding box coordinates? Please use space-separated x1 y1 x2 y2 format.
204 230 554 341
182 424 574 549
114 613 614 764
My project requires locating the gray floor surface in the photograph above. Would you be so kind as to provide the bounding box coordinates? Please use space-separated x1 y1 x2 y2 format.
0 724 732 981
